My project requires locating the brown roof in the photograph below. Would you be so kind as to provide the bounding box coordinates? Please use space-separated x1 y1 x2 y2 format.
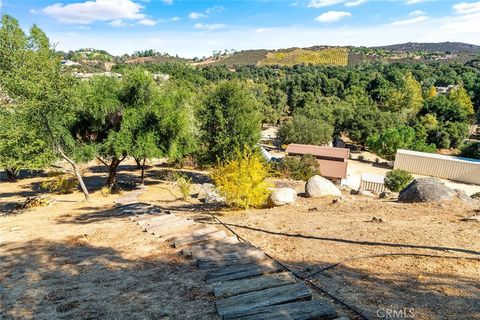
285 144 349 160
317 159 348 179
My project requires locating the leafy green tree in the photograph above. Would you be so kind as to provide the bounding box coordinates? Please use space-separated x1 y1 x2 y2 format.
0 111 54 181
278 96 335 145
367 126 435 159
449 86 475 117
460 142 480 159
0 15 91 199
198 80 262 164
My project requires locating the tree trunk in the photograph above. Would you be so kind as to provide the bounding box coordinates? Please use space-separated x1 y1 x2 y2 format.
140 157 146 186
134 157 142 169
4 168 19 182
57 147 90 201
102 156 126 189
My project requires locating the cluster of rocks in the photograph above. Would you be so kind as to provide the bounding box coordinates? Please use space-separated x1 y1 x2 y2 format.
268 175 342 207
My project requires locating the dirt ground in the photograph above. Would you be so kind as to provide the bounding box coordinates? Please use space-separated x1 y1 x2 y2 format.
1 160 480 319
0 163 218 320
214 195 480 320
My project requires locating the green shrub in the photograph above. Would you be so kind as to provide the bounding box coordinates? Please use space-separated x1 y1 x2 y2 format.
471 192 480 199
384 169 414 192
460 142 480 159
279 154 321 181
175 174 192 201
211 149 271 209
41 172 78 194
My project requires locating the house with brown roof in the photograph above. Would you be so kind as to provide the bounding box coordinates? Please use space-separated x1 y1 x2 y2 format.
285 143 349 181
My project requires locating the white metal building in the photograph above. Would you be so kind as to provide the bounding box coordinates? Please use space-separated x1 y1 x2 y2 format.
394 149 480 185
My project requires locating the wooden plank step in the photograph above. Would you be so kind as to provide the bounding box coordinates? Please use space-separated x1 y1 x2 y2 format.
182 236 246 258
181 236 240 256
137 214 179 228
167 226 219 241
134 213 171 224
216 283 312 319
149 219 195 236
159 224 213 240
173 230 227 248
206 260 284 284
192 243 258 259
120 205 154 214
212 272 297 298
197 249 267 269
233 300 337 320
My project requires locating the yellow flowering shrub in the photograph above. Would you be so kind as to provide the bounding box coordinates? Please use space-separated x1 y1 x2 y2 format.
211 149 271 209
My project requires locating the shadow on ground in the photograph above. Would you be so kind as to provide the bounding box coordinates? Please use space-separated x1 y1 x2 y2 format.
0 239 217 320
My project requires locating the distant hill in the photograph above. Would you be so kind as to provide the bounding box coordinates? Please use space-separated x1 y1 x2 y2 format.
372 42 480 53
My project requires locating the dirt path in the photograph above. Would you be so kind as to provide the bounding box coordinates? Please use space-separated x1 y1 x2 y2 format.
0 188 217 319
216 196 480 320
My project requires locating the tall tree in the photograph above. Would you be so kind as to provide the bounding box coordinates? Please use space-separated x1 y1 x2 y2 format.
0 15 91 199
198 80 262 164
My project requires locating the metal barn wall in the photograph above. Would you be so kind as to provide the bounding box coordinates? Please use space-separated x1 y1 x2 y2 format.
394 150 480 185
360 181 387 192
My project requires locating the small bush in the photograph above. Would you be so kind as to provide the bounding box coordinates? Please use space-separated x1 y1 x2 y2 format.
471 192 480 199
460 142 480 159
41 172 78 194
175 174 192 200
211 149 271 209
384 169 414 192
278 154 321 181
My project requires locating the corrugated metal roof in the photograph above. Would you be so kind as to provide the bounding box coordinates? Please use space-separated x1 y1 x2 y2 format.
396 149 480 164
285 144 349 159
317 159 348 179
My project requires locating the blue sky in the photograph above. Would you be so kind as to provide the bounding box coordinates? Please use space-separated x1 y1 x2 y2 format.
1 0 480 57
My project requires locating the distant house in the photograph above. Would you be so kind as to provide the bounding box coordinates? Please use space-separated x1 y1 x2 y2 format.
285 143 349 180
435 85 458 95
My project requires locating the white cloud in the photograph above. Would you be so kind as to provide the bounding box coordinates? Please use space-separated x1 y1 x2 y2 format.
109 19 128 27
390 15 428 26
315 10 351 22
453 1 480 14
0 1 3 9
194 23 225 31
308 0 344 8
138 18 157 26
163 0 173 4
345 0 366 7
171 16 181 21
405 0 428 4
189 12 207 20
409 10 425 16
205 5 224 14
42 0 146 24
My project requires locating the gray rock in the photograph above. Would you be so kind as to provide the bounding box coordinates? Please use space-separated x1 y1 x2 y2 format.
398 178 457 203
461 215 480 222
268 188 297 206
201 183 225 204
305 175 342 198
454 189 478 207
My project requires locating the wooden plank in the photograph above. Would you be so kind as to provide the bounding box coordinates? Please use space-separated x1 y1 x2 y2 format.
134 213 172 224
159 224 212 240
233 300 337 320
136 214 177 227
189 242 255 259
166 226 219 241
197 249 267 269
215 283 312 319
181 237 240 256
149 219 195 236
173 230 227 248
206 260 284 284
212 272 297 298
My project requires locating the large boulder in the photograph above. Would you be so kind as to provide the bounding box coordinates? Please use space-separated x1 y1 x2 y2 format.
268 188 297 206
305 175 342 198
200 183 225 204
398 178 456 203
